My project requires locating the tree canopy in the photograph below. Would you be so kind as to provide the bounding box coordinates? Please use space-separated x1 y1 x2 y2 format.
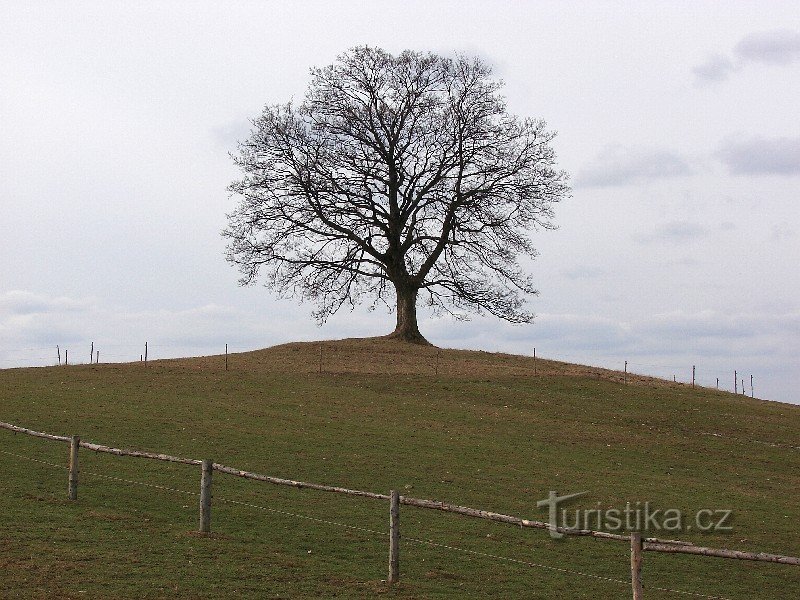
224 46 570 343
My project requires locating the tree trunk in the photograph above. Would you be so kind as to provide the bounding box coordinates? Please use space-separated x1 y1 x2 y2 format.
387 283 429 344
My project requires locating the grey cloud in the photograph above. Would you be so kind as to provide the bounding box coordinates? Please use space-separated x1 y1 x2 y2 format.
717 136 800 175
2 290 798 404
0 289 390 367
376 307 800 389
662 256 702 268
634 311 800 357
426 313 633 354
211 119 255 150
528 314 632 352
634 221 708 244
561 266 608 280
576 147 692 188
771 223 795 241
638 311 751 341
693 54 736 83
0 290 90 317
694 29 800 83
425 310 800 388
0 292 91 347
735 29 800 65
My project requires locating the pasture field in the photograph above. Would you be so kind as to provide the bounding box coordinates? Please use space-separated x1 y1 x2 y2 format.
1 338 798 598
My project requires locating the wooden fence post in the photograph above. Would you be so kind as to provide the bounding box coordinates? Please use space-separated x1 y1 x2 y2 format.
199 459 213 533
631 532 643 600
624 360 627 384
388 490 400 584
692 365 695 387
68 435 80 501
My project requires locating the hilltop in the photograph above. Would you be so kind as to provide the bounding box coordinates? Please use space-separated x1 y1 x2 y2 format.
0 337 798 598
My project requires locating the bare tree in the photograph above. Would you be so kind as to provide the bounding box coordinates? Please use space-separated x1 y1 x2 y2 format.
224 47 569 344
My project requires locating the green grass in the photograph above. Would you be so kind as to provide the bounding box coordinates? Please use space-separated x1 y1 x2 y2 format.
1 338 798 598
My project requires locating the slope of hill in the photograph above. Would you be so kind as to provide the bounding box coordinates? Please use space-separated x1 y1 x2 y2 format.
1 337 798 598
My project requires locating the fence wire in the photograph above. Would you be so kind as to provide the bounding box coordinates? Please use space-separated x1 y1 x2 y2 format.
1 446 739 600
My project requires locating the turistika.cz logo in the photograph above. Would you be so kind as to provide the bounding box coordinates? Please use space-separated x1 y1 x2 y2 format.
537 491 733 539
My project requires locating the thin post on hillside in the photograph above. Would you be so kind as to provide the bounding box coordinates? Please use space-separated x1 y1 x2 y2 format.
388 490 400 584
225 344 228 371
57 345 61 366
68 435 80 501
65 349 68 365
750 375 754 398
624 360 627 384
631 532 643 600
533 347 536 376
692 365 695 387
734 370 738 394
144 342 148 365
199 459 213 533
90 342 94 364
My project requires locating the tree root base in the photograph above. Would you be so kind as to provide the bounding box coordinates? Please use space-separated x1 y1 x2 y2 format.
383 330 432 346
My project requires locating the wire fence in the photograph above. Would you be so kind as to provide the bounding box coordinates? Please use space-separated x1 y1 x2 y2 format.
535 350 757 398
0 340 761 401
0 445 735 599
2 421 797 599
0 342 249 367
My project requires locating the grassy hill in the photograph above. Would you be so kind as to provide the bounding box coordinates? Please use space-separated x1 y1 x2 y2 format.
1 337 798 599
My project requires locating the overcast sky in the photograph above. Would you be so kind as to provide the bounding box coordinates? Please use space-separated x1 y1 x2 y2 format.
2 1 798 404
